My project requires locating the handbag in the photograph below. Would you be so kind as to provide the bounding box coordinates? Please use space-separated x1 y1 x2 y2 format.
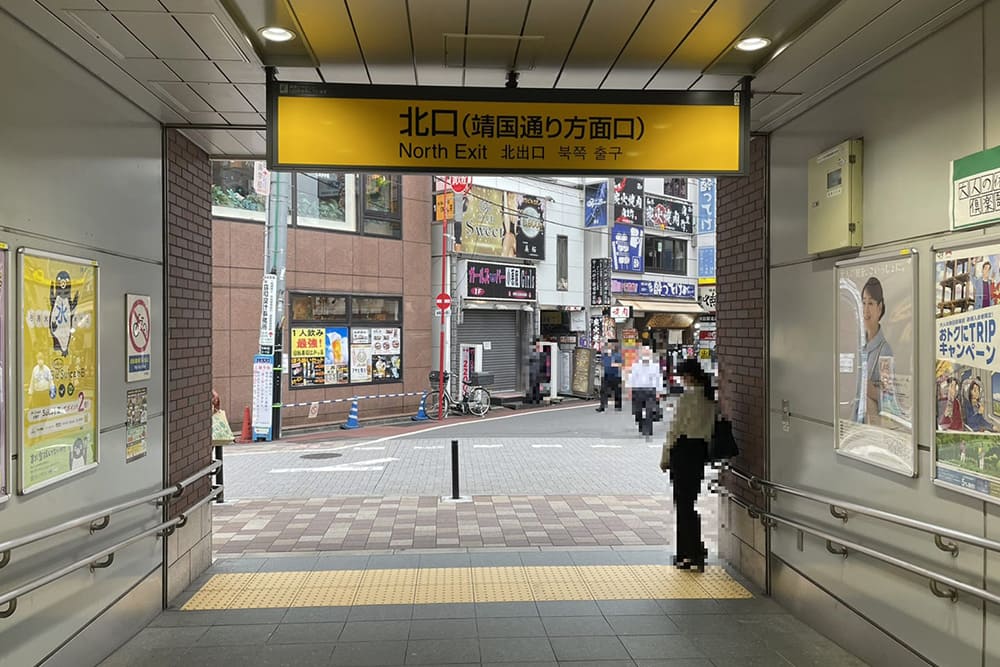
708 416 739 461
211 409 235 443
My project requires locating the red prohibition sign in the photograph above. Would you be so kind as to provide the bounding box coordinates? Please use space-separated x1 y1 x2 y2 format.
129 299 150 353
435 292 452 310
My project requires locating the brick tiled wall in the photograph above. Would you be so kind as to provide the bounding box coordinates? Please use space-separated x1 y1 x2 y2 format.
165 130 213 517
717 134 769 502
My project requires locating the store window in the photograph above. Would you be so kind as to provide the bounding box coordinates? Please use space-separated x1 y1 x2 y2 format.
362 173 402 238
644 236 687 275
296 172 356 231
211 160 267 221
288 293 403 388
557 235 568 291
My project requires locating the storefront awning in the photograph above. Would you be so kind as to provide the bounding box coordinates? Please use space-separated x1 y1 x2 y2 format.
616 299 706 315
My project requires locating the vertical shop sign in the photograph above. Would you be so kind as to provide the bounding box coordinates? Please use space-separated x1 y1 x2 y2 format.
835 252 917 477
252 354 274 438
698 245 716 279
507 192 546 259
611 223 643 273
259 274 277 346
126 294 151 382
585 181 609 228
0 247 6 499
698 179 716 234
20 249 99 493
590 258 611 306
125 387 148 463
613 177 644 224
934 242 1000 503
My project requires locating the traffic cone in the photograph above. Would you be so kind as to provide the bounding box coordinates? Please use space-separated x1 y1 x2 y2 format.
411 393 430 421
341 400 361 429
239 406 252 443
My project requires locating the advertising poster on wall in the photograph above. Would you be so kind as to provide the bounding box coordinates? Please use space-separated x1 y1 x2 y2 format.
0 247 6 500
613 177 643 224
585 181 608 228
20 250 99 493
934 242 1000 503
350 328 373 383
125 387 148 463
371 327 402 381
290 326 326 387
125 293 151 382
835 252 917 476
457 185 546 260
324 326 350 385
611 223 643 273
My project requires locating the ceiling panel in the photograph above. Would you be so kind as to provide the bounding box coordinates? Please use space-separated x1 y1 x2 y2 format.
182 111 226 123
161 0 226 10
174 13 247 61
646 0 771 89
113 11 205 59
289 0 366 82
231 129 267 153
275 66 322 82
100 0 165 10
152 81 214 111
516 0 590 88
190 82 256 111
689 73 744 90
64 10 155 58
217 60 265 83
235 83 266 111
348 0 415 84
220 111 265 124
409 0 466 85
602 0 710 90
463 0 529 85
165 59 227 81
40 0 103 9
556 0 649 89
122 58 182 81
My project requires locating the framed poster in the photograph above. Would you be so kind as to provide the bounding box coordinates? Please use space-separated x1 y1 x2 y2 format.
324 326 350 385
933 241 1000 503
20 249 99 493
125 294 151 382
371 327 402 382
125 387 148 463
834 251 917 476
0 245 7 502
290 326 326 386
350 328 373 383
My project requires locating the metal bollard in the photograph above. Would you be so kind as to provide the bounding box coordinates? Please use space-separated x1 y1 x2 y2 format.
451 439 460 500
213 444 224 503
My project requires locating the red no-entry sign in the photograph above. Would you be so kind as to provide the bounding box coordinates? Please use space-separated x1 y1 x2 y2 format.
435 292 452 310
446 176 471 194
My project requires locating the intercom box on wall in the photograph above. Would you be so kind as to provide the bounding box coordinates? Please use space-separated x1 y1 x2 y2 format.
807 138 863 254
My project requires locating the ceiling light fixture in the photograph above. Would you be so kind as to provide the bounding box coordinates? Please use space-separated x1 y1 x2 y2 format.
259 26 296 42
735 36 771 52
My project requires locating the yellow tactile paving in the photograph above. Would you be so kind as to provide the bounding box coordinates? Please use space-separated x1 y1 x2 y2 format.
180 563 754 611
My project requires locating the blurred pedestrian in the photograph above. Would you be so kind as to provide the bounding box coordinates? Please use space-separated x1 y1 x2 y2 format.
627 346 664 437
525 340 544 405
596 339 623 412
660 359 716 571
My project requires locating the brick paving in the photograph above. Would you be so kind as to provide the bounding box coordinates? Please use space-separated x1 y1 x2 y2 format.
212 492 720 554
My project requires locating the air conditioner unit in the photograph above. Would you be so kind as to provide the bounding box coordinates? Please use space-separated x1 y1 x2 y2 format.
807 139 863 254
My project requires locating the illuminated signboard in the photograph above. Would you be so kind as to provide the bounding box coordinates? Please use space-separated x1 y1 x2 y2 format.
267 79 749 176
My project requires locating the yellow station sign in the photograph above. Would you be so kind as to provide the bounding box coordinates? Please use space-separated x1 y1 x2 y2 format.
268 81 748 176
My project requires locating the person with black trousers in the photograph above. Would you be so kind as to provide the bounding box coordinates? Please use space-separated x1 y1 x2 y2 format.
660 359 716 571
626 346 664 436
524 340 545 405
596 340 623 412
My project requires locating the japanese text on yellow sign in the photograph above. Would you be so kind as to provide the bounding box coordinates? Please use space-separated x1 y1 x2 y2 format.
21 251 99 493
291 327 325 358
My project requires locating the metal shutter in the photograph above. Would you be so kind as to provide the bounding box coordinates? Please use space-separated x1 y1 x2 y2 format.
457 310 521 391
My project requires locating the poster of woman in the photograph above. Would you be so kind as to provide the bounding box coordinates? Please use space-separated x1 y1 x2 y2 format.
934 242 1000 504
835 252 917 476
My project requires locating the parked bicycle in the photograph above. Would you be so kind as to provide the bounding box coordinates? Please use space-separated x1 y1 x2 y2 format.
426 371 492 419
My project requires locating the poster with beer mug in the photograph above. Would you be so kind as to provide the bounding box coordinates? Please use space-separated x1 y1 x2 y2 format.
835 252 917 477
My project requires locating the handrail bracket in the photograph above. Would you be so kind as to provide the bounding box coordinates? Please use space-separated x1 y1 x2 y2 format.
826 540 849 558
929 580 958 602
90 554 114 572
0 549 10 569
830 505 849 522
934 534 959 557
0 599 16 619
89 516 111 533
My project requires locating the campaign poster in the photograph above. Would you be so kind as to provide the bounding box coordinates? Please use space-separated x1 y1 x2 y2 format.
611 223 643 273
0 248 6 500
613 177 643 224
371 327 402 382
125 387 148 463
934 242 1000 503
324 326 350 385
835 253 917 476
20 250 99 493
350 328 372 383
585 181 608 228
290 326 325 387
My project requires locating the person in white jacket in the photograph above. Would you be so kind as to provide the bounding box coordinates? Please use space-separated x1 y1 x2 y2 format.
626 346 664 437
661 358 716 571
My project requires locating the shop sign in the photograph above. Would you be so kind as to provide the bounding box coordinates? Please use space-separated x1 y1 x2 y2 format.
698 244 716 279
268 81 746 175
611 223 643 273
585 181 609 227
611 277 696 300
951 145 1000 230
259 274 277 347
610 306 631 320
590 258 611 306
698 179 717 233
434 192 455 221
466 260 536 301
643 193 693 234
613 178 644 224
698 285 717 312
457 185 545 259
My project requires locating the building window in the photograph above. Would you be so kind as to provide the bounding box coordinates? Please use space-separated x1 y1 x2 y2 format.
362 173 402 238
644 236 687 275
288 293 403 388
296 172 356 231
557 235 569 291
211 160 267 221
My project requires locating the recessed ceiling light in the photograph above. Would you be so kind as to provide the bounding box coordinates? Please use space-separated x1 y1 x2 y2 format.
259 26 296 42
735 37 771 52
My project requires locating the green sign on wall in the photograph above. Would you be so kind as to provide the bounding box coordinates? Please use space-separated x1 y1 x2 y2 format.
951 145 1000 230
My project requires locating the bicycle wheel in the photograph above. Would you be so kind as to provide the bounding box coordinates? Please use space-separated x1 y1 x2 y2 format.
425 391 449 420
468 387 491 417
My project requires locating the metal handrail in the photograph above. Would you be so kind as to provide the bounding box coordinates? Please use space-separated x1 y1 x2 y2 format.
0 460 221 568
0 486 223 619
726 467 1000 557
728 495 1000 607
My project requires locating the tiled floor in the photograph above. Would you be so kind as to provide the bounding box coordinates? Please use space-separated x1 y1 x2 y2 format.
213 494 719 554
101 549 869 667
